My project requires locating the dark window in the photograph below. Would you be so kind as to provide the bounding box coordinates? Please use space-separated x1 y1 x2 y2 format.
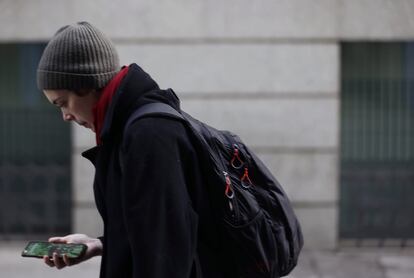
0 43 71 239
340 42 414 246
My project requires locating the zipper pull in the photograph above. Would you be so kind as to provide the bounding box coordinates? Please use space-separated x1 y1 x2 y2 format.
230 144 244 169
223 171 235 213
240 167 253 189
223 171 234 199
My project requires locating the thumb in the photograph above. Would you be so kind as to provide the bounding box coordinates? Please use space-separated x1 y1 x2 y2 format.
48 236 69 243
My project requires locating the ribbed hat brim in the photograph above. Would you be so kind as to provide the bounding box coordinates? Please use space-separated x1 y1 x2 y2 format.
37 70 118 90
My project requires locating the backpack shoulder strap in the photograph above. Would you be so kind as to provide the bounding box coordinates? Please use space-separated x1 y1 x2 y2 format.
120 102 185 173
123 102 184 138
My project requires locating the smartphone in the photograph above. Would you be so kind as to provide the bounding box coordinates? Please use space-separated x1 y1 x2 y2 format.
21 241 87 259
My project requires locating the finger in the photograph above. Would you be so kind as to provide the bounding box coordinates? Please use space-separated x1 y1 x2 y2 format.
53 252 66 269
43 256 55 267
62 254 72 266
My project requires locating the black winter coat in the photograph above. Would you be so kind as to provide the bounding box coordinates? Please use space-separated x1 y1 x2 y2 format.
82 64 226 278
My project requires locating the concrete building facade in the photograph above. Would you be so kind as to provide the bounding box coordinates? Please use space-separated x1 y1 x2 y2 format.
1 0 413 249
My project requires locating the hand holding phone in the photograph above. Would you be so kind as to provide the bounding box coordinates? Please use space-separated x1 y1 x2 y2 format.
21 234 102 270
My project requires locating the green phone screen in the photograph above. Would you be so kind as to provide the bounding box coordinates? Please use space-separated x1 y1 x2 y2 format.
22 242 86 258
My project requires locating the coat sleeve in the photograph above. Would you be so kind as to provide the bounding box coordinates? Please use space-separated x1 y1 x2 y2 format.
119 117 199 278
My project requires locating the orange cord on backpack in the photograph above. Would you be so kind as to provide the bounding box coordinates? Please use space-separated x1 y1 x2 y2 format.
224 172 234 199
240 167 253 189
230 146 244 169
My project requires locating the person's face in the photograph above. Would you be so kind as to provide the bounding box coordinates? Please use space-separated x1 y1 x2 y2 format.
43 89 100 132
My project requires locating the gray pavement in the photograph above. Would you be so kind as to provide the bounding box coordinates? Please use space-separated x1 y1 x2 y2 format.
1 242 413 278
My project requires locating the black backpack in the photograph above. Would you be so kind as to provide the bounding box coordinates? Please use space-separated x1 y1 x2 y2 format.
124 100 304 278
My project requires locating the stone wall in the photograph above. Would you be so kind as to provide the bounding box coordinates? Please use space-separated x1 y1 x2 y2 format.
1 0 414 248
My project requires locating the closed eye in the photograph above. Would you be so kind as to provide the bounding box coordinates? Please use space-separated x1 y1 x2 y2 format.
52 98 66 108
57 102 66 108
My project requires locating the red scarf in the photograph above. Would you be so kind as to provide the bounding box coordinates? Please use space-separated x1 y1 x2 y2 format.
93 66 129 145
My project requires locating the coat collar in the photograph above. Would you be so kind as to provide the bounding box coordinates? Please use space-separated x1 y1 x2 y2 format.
82 146 100 165
99 63 160 143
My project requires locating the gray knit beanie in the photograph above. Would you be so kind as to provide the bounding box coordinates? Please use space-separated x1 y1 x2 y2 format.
37 21 120 91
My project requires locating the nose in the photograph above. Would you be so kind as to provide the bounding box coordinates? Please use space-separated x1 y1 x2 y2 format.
62 112 74 122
